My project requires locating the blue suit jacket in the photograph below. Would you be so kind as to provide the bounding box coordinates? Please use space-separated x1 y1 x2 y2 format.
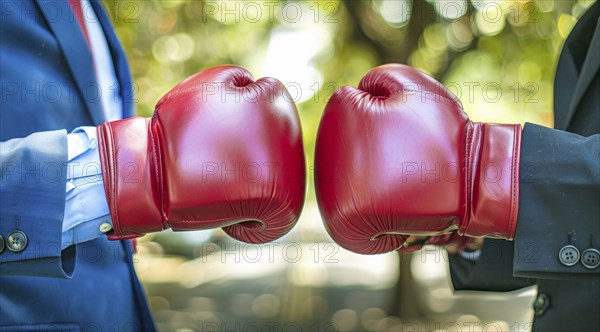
0 0 155 330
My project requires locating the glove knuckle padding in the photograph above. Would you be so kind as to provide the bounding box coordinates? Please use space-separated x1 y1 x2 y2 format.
358 64 461 103
315 64 468 254
153 65 305 243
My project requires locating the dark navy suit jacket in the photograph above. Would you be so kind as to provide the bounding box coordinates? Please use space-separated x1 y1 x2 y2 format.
0 0 155 330
449 3 600 331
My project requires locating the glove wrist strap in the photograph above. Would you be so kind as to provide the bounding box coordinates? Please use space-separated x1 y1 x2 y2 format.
97 116 165 240
461 122 521 239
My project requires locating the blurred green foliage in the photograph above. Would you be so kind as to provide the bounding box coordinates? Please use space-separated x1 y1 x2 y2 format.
103 0 595 200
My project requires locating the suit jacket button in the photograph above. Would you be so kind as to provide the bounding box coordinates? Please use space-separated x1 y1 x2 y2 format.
533 293 550 317
6 231 28 252
558 245 579 266
581 249 600 269
0 235 4 253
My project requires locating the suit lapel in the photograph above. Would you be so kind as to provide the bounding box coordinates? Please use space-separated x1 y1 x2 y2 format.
563 13 600 129
34 0 106 125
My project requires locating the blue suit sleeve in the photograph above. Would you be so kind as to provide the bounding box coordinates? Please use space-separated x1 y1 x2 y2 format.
0 130 76 278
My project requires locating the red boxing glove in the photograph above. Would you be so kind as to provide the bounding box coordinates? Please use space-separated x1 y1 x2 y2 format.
315 64 520 254
98 65 306 243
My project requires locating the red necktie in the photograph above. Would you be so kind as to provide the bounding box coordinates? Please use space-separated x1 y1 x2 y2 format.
67 0 91 49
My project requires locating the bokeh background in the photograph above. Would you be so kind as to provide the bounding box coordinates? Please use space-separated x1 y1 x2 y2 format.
101 0 595 331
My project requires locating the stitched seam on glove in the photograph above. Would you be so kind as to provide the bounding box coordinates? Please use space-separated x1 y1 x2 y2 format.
508 125 521 239
462 121 474 234
102 123 123 236
155 83 204 108
149 116 167 229
383 89 459 106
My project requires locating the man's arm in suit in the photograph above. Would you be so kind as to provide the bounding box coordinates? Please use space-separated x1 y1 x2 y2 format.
448 123 600 290
448 1 600 289
0 130 77 278
513 123 599 279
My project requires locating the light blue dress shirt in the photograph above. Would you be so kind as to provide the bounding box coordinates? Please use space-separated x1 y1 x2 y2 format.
63 127 111 249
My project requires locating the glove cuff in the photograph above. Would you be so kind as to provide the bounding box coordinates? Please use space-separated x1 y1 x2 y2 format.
461 122 521 239
97 116 165 240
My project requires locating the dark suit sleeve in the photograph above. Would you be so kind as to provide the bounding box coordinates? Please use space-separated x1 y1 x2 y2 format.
513 123 600 279
448 123 599 289
0 130 76 278
448 239 536 291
